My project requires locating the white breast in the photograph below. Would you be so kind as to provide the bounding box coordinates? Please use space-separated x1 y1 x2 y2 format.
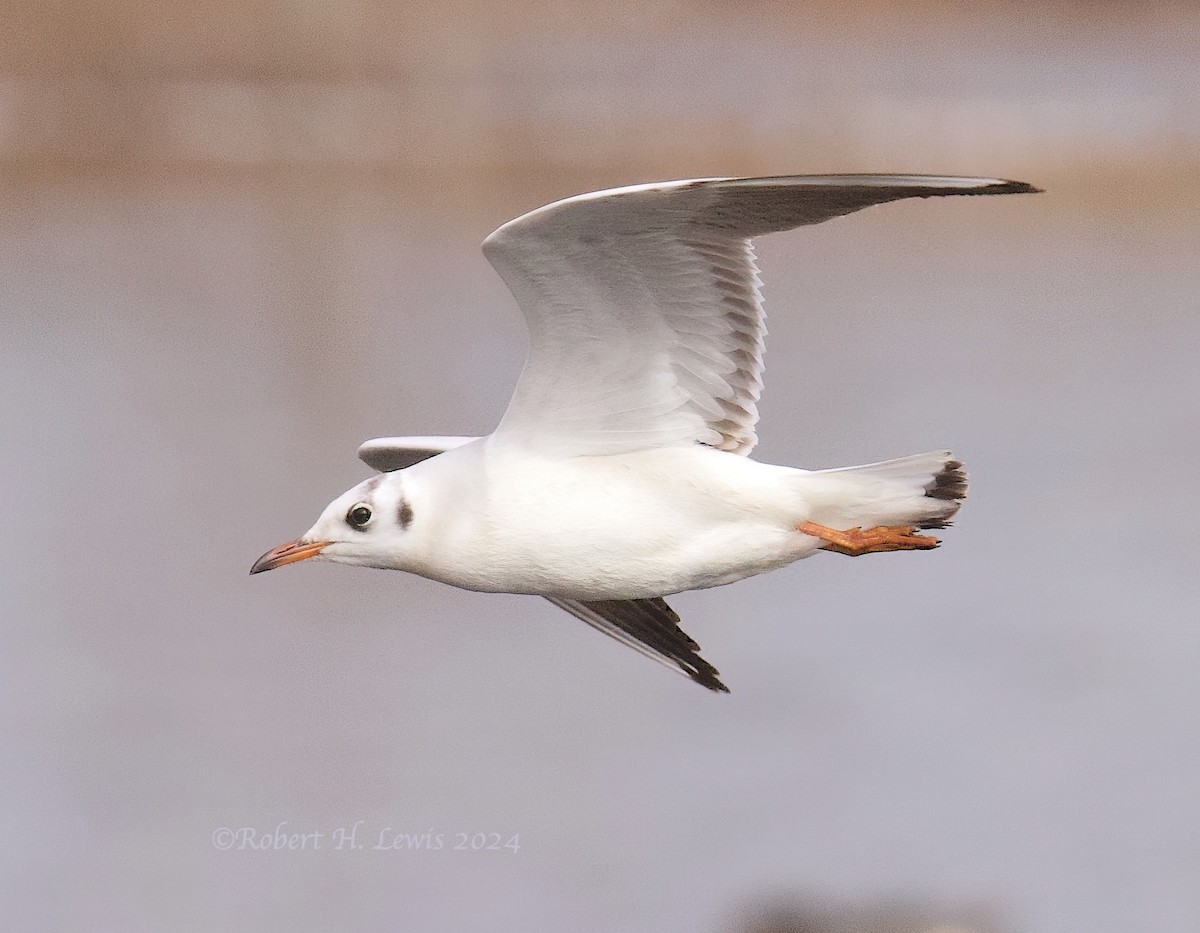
410 442 817 600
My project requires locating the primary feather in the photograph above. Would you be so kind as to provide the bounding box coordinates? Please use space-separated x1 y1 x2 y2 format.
483 174 1037 457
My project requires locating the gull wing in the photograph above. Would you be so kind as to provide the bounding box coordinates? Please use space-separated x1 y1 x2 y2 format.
358 436 479 472
544 596 728 692
483 175 1039 456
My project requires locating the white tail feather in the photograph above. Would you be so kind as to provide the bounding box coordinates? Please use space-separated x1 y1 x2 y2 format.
800 450 967 530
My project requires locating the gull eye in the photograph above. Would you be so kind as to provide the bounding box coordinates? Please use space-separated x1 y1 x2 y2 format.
346 504 372 529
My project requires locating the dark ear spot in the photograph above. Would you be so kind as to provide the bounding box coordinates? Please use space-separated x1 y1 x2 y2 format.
398 500 414 530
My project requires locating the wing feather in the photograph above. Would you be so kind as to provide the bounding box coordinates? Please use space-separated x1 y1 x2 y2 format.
544 596 729 692
483 174 1038 456
358 436 479 472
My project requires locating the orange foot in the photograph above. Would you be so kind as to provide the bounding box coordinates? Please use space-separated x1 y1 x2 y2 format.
798 521 940 557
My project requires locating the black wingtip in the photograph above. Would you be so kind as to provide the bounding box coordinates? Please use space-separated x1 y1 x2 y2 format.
550 595 732 694
984 179 1044 195
691 664 731 693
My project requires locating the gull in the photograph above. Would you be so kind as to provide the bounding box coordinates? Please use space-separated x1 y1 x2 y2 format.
251 174 1039 692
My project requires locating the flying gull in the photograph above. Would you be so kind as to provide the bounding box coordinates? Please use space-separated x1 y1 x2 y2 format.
252 174 1040 692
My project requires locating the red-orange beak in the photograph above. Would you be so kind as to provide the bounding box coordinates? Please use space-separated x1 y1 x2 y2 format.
250 538 332 574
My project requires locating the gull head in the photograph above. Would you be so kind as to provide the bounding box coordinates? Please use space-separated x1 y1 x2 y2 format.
250 473 418 575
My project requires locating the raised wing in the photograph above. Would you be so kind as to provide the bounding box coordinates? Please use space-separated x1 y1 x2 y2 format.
484 175 1039 457
544 596 728 692
358 436 479 472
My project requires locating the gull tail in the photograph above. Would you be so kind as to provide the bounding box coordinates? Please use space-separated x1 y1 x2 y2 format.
803 450 967 531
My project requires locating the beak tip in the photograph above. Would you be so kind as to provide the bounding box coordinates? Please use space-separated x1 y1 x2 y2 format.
250 538 329 576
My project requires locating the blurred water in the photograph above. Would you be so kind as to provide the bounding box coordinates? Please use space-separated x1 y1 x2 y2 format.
3 160 1198 931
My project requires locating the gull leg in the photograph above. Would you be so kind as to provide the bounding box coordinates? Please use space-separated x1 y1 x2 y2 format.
798 521 940 556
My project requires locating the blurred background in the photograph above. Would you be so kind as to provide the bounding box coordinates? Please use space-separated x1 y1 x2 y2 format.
3 1 1198 930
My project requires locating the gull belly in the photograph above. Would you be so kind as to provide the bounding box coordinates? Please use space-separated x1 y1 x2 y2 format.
406 442 817 600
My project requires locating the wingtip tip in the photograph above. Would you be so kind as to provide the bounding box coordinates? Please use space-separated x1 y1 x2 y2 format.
696 671 731 693
990 179 1044 195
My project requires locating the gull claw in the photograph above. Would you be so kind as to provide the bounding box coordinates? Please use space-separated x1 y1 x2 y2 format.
798 522 940 556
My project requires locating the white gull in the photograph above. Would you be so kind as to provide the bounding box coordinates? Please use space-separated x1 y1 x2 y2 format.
252 174 1040 692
